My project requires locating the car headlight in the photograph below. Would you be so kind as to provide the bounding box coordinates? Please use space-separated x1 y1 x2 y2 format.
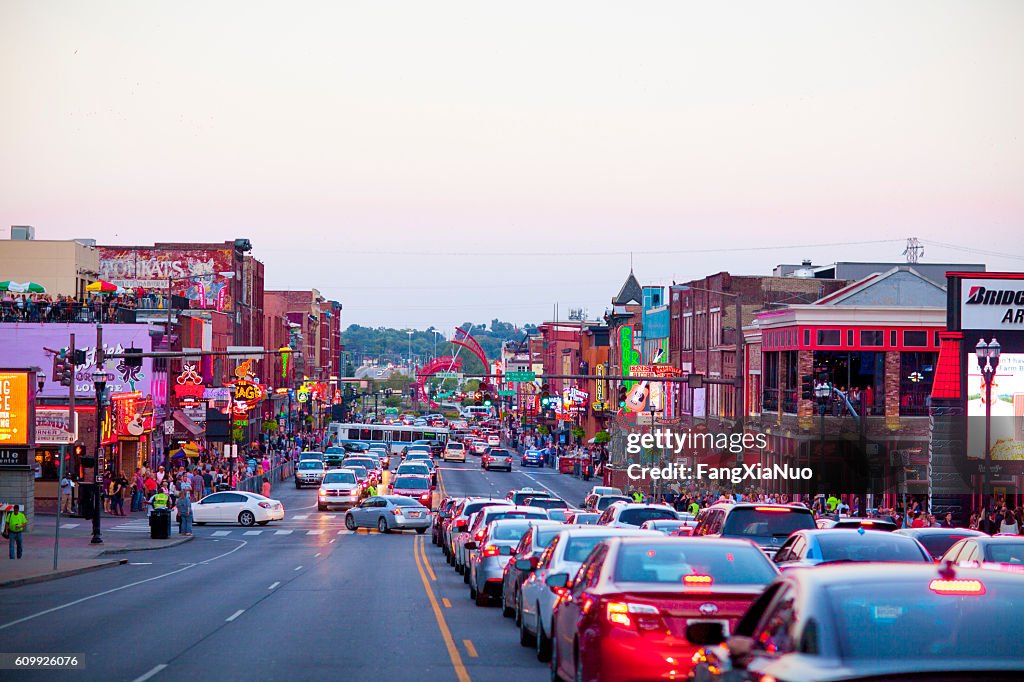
319 489 327 496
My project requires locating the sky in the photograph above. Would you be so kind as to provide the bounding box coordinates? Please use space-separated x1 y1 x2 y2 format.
2 1 1024 331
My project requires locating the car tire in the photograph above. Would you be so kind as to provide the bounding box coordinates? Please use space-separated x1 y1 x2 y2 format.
469 580 477 600
519 607 536 647
574 645 583 682
463 566 470 584
536 609 552 662
475 586 490 607
502 590 515 618
238 511 256 527
345 514 356 530
549 627 564 682
416 526 427 535
377 517 390 534
515 591 523 626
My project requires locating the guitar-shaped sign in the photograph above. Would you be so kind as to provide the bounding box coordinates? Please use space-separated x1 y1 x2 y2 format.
623 348 666 413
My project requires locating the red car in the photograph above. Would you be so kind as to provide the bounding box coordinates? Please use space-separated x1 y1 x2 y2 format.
548 536 778 682
389 475 433 510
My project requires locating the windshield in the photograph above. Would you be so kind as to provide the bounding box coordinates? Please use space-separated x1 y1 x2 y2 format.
398 466 430 476
986 543 1024 564
597 496 630 510
394 477 430 490
618 508 677 526
489 522 533 541
447 443 464 450
827 581 1023 660
528 498 567 510
512 492 546 505
565 535 618 563
346 466 368 478
462 501 507 518
535 527 562 547
298 461 324 470
721 508 816 542
345 459 376 469
488 511 546 524
915 534 975 558
489 449 510 457
614 543 776 585
323 472 357 484
815 534 929 562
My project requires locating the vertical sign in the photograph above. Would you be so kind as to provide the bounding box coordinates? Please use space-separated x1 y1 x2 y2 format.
0 372 29 445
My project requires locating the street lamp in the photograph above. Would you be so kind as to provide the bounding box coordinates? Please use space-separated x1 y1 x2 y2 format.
976 337 1001 511
432 329 443 361
90 369 107 544
406 330 414 372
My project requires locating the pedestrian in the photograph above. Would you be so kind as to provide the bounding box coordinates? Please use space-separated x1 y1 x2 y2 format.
110 477 126 516
176 484 193 535
261 477 271 498
60 473 73 514
133 468 145 512
5 504 27 559
1000 511 1019 535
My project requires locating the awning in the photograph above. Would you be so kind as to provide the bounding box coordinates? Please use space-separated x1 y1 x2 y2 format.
172 409 204 437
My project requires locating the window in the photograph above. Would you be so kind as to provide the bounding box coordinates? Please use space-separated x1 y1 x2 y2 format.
803 329 810 346
890 330 897 347
816 330 841 346
900 352 937 415
903 331 928 347
847 330 854 346
860 331 884 346
755 588 797 656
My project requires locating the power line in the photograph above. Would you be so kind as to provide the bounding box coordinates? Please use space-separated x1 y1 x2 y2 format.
922 240 1024 262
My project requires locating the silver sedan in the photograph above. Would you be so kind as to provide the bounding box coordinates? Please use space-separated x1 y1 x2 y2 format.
344 495 431 534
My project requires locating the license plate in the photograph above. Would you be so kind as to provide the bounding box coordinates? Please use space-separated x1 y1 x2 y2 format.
407 512 421 517
685 618 730 637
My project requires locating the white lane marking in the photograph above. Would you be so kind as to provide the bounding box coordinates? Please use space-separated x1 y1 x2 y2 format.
294 565 303 571
225 609 245 622
314 552 321 557
292 514 309 520
59 523 80 529
128 562 152 566
200 538 249 565
268 581 280 590
212 530 231 537
132 663 167 682
329 539 336 544
243 530 263 536
274 529 293 535
521 472 560 496
337 529 352 535
305 530 324 535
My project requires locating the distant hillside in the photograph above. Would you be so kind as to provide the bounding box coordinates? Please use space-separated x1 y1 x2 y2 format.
341 320 537 374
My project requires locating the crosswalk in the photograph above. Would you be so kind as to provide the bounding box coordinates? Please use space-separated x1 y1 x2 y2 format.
108 519 151 533
104 520 382 537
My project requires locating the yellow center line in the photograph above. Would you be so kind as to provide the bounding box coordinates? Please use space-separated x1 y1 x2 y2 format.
413 535 471 682
462 639 478 658
418 529 437 582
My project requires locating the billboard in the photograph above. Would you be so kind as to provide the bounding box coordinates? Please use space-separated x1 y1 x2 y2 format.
98 247 234 311
0 371 30 445
967 352 1024 466
961 277 1024 330
36 407 78 444
0 324 153 398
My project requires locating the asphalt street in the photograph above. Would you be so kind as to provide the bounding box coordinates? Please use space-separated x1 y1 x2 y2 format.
0 455 595 682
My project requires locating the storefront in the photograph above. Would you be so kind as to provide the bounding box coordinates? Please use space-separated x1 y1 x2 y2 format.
110 392 155 476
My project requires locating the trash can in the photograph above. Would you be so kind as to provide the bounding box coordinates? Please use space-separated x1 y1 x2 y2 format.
150 508 171 539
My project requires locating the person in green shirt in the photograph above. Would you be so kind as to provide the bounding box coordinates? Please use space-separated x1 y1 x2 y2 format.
7 504 27 560
826 495 840 512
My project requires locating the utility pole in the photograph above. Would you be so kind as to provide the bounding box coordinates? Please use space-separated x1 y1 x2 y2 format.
53 333 76 569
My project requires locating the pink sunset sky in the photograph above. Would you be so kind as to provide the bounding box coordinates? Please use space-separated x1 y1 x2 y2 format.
2 1 1023 329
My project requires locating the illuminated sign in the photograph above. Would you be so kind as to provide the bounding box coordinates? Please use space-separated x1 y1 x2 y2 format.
233 380 265 403
595 363 607 405
0 372 29 445
967 351 1024 472
174 363 205 400
36 407 79 445
961 277 1024 329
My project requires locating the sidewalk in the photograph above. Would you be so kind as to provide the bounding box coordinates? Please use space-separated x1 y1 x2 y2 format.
2 516 193 588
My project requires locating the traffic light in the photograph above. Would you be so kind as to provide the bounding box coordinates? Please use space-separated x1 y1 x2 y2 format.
618 385 628 408
73 443 86 458
54 349 74 387
800 374 814 401
540 384 551 409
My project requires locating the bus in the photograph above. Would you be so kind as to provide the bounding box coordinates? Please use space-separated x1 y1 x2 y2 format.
325 422 450 455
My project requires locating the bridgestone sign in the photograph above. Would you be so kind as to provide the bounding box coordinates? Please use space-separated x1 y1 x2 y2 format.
961 278 1024 329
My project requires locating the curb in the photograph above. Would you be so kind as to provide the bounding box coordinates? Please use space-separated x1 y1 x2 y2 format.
97 535 194 556
0 559 128 589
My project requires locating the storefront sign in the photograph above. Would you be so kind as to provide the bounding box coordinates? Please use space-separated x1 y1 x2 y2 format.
98 246 234 311
233 380 265 403
36 407 78 445
0 372 29 446
0 447 29 468
595 363 607 404
174 362 205 400
961 277 1024 329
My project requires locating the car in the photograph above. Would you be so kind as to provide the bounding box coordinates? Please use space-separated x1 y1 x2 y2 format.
693 502 817 559
582 486 622 508
507 488 553 506
393 462 432 480
323 451 347 470
344 495 430 534
893 527 987 561
549 536 779 681
939 534 1024 571
457 504 547 576
192 491 285 527
342 456 382 484
294 459 327 488
639 519 698 535
481 448 514 471
520 449 545 467
587 494 631 512
443 442 467 463
317 469 363 511
523 497 568 511
544 508 577 523
389 475 433 510
298 450 324 462
596 502 678 528
486 433 500 447
432 496 463 546
402 445 432 462
817 517 898 531
402 440 432 456
366 446 390 468
467 518 563 607
687 563 1024 682
516 527 660 659
447 498 513 570
470 440 489 456
501 522 569 619
563 511 600 525
772 529 932 569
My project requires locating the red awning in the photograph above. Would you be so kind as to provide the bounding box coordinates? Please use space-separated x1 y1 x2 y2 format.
172 409 204 437
931 331 963 400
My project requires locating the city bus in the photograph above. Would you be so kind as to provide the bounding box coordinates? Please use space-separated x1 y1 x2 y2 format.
325 422 450 455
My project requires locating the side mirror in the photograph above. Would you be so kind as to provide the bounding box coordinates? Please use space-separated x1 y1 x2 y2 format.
464 541 478 551
514 558 536 571
686 621 726 646
545 572 569 589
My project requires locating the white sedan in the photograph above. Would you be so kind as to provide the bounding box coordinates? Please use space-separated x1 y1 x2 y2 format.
192 491 285 527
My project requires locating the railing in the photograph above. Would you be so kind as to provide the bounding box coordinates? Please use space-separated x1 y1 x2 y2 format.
0 303 137 324
782 388 798 414
236 460 294 493
762 388 779 412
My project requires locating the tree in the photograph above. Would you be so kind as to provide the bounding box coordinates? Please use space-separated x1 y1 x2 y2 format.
594 430 611 444
231 427 245 443
384 395 402 408
261 419 279 433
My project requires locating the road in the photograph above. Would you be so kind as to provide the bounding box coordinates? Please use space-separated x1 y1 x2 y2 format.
0 455 594 682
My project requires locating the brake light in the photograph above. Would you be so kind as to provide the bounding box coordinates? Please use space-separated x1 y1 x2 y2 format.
391 508 403 516
482 545 501 557
754 506 790 512
258 502 272 509
683 574 713 586
455 520 468 530
474 528 486 541
929 579 986 595
605 601 660 629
